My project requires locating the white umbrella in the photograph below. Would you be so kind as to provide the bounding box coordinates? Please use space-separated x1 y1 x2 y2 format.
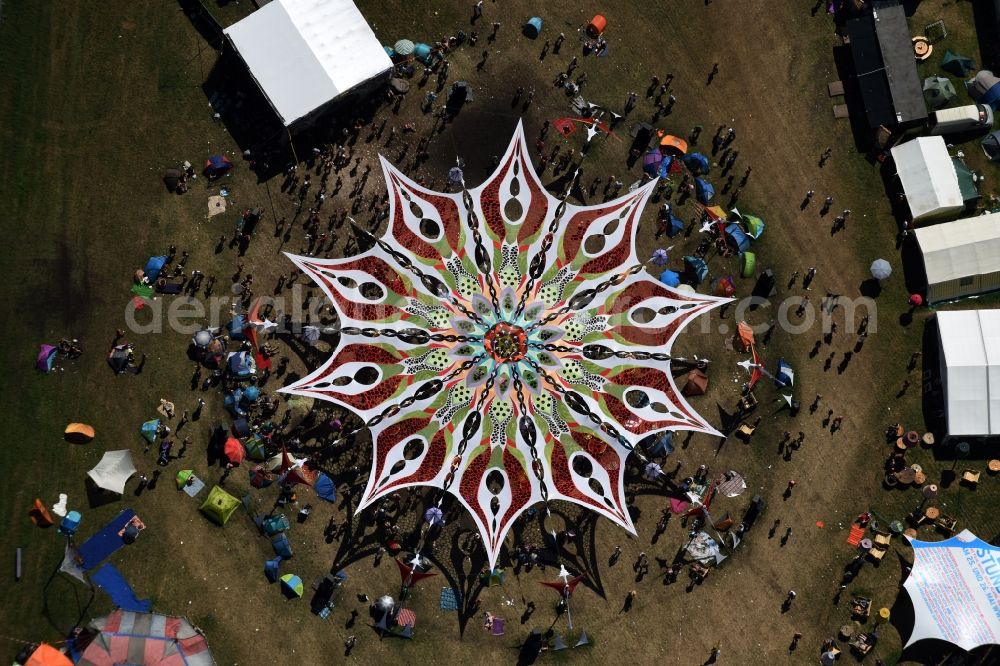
643 462 663 481
870 259 892 280
922 484 938 499
377 595 395 611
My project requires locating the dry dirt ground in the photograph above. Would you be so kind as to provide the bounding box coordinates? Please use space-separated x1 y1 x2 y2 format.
1 1 997 665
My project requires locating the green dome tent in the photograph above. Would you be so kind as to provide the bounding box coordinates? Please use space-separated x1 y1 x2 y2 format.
740 252 756 278
941 51 975 77
199 486 240 525
923 76 957 110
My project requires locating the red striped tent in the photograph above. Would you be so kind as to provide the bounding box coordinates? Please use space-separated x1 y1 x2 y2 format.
77 610 215 666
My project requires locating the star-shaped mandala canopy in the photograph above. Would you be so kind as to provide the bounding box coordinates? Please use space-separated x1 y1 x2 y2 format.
282 122 728 568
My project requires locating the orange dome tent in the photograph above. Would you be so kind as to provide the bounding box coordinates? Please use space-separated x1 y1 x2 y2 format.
586 15 607 38
658 133 688 156
25 644 72 666
64 423 95 443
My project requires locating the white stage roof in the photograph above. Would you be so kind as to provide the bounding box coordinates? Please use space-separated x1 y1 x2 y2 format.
225 0 392 126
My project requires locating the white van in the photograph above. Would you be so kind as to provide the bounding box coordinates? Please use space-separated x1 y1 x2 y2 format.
928 104 995 135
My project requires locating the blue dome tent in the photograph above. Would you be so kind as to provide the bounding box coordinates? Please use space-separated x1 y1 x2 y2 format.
143 256 168 282
227 351 255 379
664 213 684 238
243 385 261 402
413 43 433 64
658 269 681 287
695 178 715 204
683 256 709 284
314 473 337 502
264 556 283 583
724 223 751 254
523 17 543 38
226 315 247 340
683 153 710 174
203 155 234 178
224 389 247 416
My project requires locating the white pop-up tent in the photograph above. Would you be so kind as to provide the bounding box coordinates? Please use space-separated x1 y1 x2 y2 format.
936 310 1000 436
916 212 1000 303
904 530 1000 651
87 450 137 494
890 136 964 223
224 0 392 127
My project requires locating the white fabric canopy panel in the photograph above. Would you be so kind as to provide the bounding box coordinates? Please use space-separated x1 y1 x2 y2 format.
281 121 730 569
904 530 1000 651
891 136 963 223
224 0 392 126
937 310 1000 436
87 450 137 494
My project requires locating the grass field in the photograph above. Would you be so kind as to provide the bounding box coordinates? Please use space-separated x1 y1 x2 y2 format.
1 1 997 664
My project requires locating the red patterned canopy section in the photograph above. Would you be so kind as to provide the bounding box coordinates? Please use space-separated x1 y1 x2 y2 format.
282 122 729 568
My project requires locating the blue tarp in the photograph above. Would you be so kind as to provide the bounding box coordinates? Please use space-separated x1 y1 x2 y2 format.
440 587 462 610
143 256 167 281
695 178 714 204
683 153 710 174
78 509 136 570
724 223 751 254
658 269 681 287
315 473 337 502
91 563 151 612
684 256 709 284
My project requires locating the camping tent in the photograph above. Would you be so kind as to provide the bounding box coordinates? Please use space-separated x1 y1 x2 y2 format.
724 223 750 254
935 310 1000 436
742 214 764 239
683 153 710 174
695 178 714 204
226 351 256 379
740 252 756 278
682 369 709 396
226 315 247 340
140 419 159 443
75 610 215 666
24 644 72 666
659 134 688 156
941 51 975 77
903 530 1000 651
915 212 1000 303
968 70 1000 110
658 269 681 287
983 130 1000 161
224 0 392 126
713 276 736 297
87 450 137 495
523 17 543 38
890 137 964 223
37 344 57 372
143 256 167 281
314 472 337 501
280 573 304 598
923 76 957 109
65 423 96 443
644 431 674 457
199 486 241 525
683 256 708 284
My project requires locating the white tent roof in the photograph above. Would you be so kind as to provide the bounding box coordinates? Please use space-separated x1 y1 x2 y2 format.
916 212 1000 285
224 0 392 126
937 309 1000 436
890 136 963 221
904 530 1000 651
87 450 137 494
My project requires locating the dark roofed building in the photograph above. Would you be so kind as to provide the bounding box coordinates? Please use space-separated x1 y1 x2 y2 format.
845 1 927 131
